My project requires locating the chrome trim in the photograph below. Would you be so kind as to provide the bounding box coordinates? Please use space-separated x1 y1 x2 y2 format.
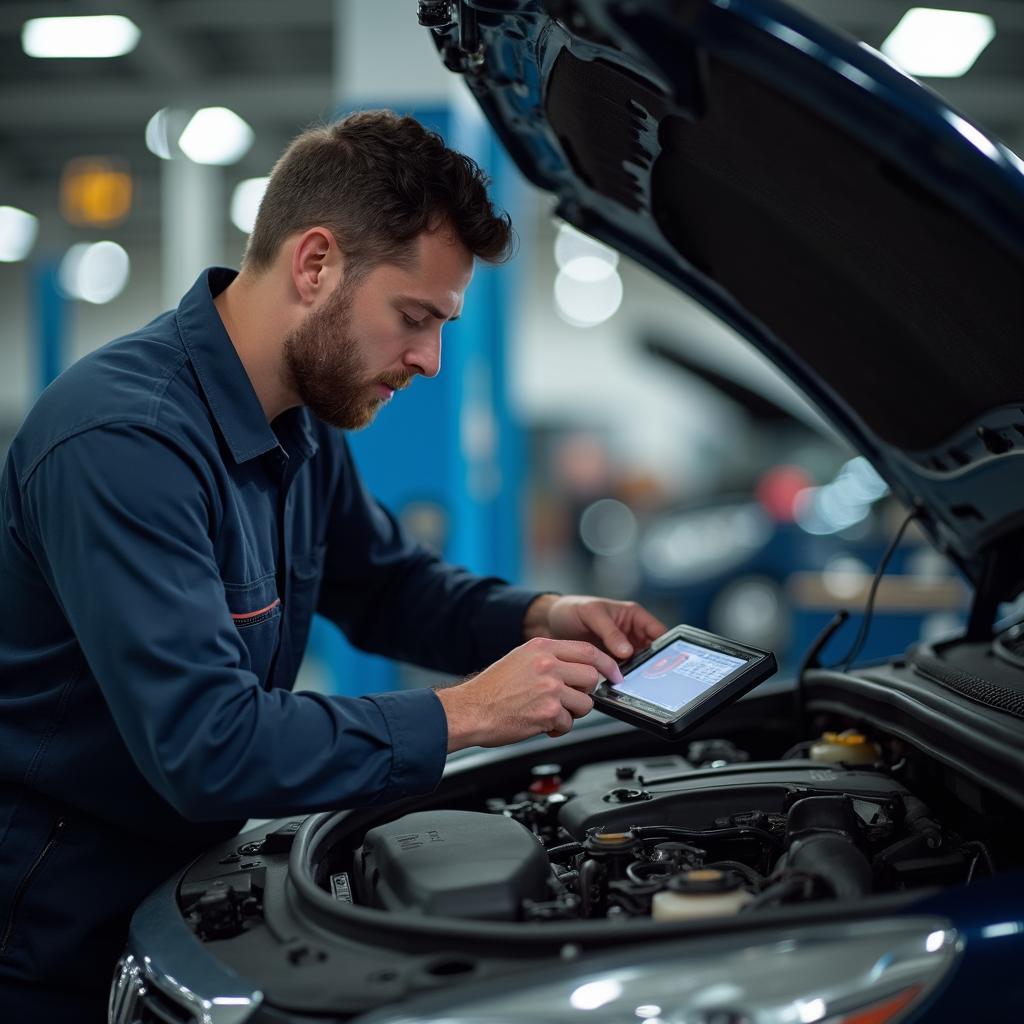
108 875 262 1024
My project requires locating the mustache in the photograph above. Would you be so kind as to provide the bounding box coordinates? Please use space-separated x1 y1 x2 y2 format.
377 374 412 391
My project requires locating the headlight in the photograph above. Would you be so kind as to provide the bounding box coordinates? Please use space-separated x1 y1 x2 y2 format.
360 917 958 1024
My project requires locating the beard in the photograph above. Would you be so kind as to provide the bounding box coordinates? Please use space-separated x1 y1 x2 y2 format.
283 280 409 430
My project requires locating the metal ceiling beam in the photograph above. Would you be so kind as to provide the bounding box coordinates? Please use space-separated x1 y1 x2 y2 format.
11 73 1018 136
0 0 331 32
159 0 331 30
102 0 203 83
0 75 333 130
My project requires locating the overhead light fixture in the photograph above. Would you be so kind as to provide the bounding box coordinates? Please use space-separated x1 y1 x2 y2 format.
881 8 996 77
22 15 140 59
145 108 175 161
178 107 254 166
58 241 131 304
0 206 40 262
554 222 618 274
554 265 624 327
230 177 270 233
60 157 133 228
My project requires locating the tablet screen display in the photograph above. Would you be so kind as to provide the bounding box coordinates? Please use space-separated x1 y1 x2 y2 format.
614 638 747 713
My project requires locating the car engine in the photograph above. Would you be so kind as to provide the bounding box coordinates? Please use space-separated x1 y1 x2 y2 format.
340 735 991 925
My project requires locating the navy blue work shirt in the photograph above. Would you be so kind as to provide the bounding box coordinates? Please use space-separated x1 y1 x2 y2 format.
0 267 539 1014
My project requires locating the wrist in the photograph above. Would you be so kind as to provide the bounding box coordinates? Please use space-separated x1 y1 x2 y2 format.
522 592 560 642
434 684 483 753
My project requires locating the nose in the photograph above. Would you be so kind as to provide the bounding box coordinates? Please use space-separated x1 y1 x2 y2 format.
404 328 442 379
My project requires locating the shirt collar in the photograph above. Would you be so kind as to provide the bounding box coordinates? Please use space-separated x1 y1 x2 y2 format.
175 267 318 464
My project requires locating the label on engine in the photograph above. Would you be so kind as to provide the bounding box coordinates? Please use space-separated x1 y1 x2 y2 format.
330 872 353 903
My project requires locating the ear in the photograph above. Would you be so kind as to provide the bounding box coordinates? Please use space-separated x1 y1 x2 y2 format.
291 227 343 304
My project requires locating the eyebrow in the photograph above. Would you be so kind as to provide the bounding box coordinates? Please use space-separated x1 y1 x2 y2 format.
399 296 461 322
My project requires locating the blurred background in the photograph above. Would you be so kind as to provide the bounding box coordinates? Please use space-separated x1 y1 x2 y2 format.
3 0 1019 694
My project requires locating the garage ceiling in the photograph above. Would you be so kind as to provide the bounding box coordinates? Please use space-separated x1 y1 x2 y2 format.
0 0 1020 244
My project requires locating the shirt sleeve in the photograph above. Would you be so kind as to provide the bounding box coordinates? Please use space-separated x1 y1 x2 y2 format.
316 437 542 676
20 422 447 823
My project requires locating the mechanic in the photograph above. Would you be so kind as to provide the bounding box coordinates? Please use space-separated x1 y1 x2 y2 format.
0 110 666 1021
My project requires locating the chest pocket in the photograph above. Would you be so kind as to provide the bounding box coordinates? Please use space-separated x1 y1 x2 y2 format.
223 573 282 685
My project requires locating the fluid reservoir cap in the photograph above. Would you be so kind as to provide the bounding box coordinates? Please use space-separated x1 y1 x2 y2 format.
594 830 633 845
585 827 638 860
529 763 563 795
585 829 639 854
823 730 866 745
811 729 880 765
667 868 741 894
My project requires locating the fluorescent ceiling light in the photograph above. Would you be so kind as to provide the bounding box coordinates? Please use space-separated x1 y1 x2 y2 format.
59 241 131 304
554 265 624 327
145 108 175 160
22 15 140 59
554 222 618 272
0 206 40 262
562 256 617 283
230 177 270 234
881 8 995 77
178 107 254 166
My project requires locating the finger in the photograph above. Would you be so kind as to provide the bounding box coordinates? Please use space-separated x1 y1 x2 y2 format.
617 603 667 648
546 708 574 737
548 639 624 683
580 603 634 661
558 661 602 692
561 686 594 720
638 607 669 640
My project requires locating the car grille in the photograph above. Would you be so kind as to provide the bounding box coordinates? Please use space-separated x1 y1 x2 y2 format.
109 953 198 1024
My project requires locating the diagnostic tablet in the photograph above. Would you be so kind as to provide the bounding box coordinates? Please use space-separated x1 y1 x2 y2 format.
592 624 777 740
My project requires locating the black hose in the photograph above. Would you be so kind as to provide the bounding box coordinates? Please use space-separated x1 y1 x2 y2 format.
835 507 920 673
703 860 766 889
629 824 784 851
625 861 674 886
740 871 818 912
962 840 996 882
578 857 605 918
546 841 584 861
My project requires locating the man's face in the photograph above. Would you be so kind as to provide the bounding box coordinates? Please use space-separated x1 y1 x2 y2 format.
284 226 473 430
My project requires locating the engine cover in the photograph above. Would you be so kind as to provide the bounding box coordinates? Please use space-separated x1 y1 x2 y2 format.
354 810 550 920
557 760 912 837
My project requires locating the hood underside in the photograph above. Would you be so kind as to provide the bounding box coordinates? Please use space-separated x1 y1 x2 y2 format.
427 0 1024 598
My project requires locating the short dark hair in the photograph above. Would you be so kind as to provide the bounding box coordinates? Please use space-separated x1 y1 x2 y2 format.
243 110 514 278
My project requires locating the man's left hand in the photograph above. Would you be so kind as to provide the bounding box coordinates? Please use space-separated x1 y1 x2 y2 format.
524 594 668 663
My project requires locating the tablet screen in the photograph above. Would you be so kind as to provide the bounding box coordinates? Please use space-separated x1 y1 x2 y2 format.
614 638 747 713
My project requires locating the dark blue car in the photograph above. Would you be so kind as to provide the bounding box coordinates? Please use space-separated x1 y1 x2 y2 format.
109 2 1024 1021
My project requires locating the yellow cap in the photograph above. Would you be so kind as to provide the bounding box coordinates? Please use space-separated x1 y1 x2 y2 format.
594 831 633 844
822 730 868 746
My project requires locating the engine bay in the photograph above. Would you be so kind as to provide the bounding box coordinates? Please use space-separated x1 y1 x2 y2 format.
170 669 1024 1017
338 733 993 926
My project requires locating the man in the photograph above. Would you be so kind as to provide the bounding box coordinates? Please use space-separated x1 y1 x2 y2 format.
0 111 665 1020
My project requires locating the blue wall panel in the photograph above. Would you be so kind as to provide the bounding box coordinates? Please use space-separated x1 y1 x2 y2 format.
307 103 524 697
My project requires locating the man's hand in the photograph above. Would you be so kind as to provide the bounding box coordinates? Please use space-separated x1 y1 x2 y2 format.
434 638 623 752
524 594 668 662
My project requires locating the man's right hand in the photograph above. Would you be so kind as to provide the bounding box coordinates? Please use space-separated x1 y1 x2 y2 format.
434 637 624 752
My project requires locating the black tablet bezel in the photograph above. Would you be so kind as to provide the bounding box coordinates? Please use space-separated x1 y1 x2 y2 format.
592 624 778 740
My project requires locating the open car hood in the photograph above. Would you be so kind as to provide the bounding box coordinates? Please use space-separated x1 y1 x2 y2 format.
425 0 1024 602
